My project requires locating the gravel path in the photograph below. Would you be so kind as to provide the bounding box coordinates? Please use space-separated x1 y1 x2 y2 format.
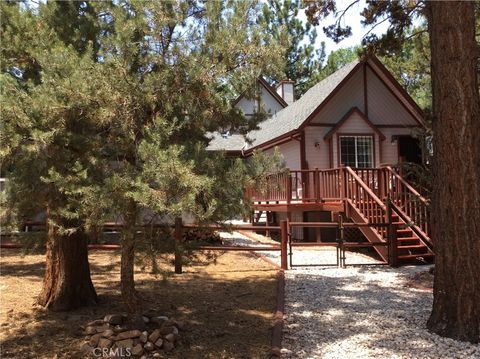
282 266 480 359
219 231 479 358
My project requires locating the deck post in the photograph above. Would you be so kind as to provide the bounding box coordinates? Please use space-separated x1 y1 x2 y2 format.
341 166 348 200
286 171 292 204
314 167 319 202
280 220 288 270
386 198 398 267
174 217 183 274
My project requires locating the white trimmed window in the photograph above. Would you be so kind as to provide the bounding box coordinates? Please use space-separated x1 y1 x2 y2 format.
339 135 374 168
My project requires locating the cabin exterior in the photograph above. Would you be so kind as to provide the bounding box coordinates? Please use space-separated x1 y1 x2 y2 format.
208 55 433 265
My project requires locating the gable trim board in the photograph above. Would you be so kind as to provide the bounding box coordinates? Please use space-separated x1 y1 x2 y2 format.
363 62 369 117
324 107 386 141
232 77 288 109
368 56 425 123
297 61 364 133
365 63 423 128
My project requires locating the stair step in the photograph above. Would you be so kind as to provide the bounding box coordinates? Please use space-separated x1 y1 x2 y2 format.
398 244 427 250
398 253 434 261
397 229 413 234
397 237 418 242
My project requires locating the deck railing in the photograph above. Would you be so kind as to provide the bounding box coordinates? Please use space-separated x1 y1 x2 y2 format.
247 166 431 244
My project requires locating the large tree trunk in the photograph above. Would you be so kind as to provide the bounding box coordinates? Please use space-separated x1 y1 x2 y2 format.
426 1 480 343
120 200 141 314
37 212 97 311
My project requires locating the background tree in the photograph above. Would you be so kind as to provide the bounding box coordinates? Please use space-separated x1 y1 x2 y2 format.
304 0 480 343
260 0 326 96
320 46 358 77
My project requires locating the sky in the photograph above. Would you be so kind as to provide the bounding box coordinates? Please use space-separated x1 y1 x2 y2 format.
297 0 391 56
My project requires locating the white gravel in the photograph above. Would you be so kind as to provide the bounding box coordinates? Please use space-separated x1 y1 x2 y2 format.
282 266 480 359
219 231 480 359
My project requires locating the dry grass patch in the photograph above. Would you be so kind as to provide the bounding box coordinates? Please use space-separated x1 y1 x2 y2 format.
0 249 277 358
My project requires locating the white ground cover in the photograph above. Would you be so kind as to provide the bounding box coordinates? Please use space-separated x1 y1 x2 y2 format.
282 267 480 359
219 231 480 359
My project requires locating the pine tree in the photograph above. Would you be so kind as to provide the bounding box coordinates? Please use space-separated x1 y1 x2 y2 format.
1 2 102 310
260 0 326 96
84 0 284 314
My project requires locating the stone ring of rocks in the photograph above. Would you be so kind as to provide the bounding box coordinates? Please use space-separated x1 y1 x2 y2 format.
80 311 185 358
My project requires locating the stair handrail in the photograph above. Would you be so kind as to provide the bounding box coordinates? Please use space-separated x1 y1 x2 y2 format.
344 167 386 210
385 166 429 205
384 166 432 245
344 166 389 240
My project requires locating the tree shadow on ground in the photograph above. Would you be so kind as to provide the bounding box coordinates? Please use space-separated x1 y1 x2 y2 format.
0 250 278 359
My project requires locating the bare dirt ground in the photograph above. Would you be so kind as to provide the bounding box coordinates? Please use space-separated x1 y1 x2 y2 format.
0 248 277 358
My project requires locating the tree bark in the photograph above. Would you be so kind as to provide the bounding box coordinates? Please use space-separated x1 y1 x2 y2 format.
120 200 141 314
426 1 480 343
37 210 97 311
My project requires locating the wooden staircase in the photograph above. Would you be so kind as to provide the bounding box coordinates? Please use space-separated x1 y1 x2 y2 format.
390 211 434 263
345 166 434 264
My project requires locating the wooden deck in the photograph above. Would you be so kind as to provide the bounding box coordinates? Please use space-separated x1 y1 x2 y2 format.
247 166 434 264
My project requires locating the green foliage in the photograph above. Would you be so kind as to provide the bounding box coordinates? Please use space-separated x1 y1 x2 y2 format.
1 2 104 233
1 0 285 239
260 0 326 96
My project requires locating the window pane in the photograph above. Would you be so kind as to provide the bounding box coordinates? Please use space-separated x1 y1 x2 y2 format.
340 137 356 167
356 136 373 168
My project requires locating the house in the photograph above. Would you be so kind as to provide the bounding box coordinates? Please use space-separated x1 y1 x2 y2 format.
208 55 433 264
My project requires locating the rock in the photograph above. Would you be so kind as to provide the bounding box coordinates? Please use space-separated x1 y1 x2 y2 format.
159 325 175 335
131 344 144 356
85 326 97 335
96 324 110 333
173 321 185 331
101 329 114 338
163 341 174 352
164 333 175 343
154 338 163 348
142 309 157 318
113 325 126 333
87 319 104 326
148 329 161 343
88 333 102 347
98 337 113 349
116 338 133 349
150 316 169 326
144 342 155 351
116 330 142 340
139 331 148 343
142 316 149 323
152 353 162 358
79 342 93 353
172 326 179 335
104 314 124 326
